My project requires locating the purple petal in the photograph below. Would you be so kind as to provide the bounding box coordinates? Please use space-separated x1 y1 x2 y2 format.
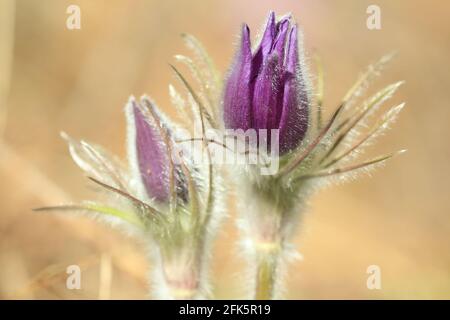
132 101 170 202
284 24 298 73
271 18 290 60
223 24 253 131
278 25 309 153
252 54 283 138
259 11 276 58
251 11 276 79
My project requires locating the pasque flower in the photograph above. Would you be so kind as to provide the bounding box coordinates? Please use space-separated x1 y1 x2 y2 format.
223 11 309 154
129 99 189 204
132 102 178 202
35 10 404 300
220 11 405 300
37 95 222 300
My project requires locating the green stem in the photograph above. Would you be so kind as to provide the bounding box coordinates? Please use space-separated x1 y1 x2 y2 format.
157 237 208 300
255 252 279 300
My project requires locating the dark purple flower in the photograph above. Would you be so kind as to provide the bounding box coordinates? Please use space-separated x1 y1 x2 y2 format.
129 99 187 203
223 11 309 155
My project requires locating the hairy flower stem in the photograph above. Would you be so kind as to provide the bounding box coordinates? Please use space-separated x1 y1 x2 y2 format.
255 248 280 299
160 263 201 299
152 235 210 300
239 175 301 300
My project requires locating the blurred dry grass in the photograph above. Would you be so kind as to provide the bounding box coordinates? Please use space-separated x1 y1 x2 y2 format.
0 0 449 299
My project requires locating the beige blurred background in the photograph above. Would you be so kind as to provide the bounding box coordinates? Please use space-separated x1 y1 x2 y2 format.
0 0 449 299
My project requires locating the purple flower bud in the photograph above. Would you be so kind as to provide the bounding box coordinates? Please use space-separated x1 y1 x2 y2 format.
223 11 309 155
127 99 187 203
